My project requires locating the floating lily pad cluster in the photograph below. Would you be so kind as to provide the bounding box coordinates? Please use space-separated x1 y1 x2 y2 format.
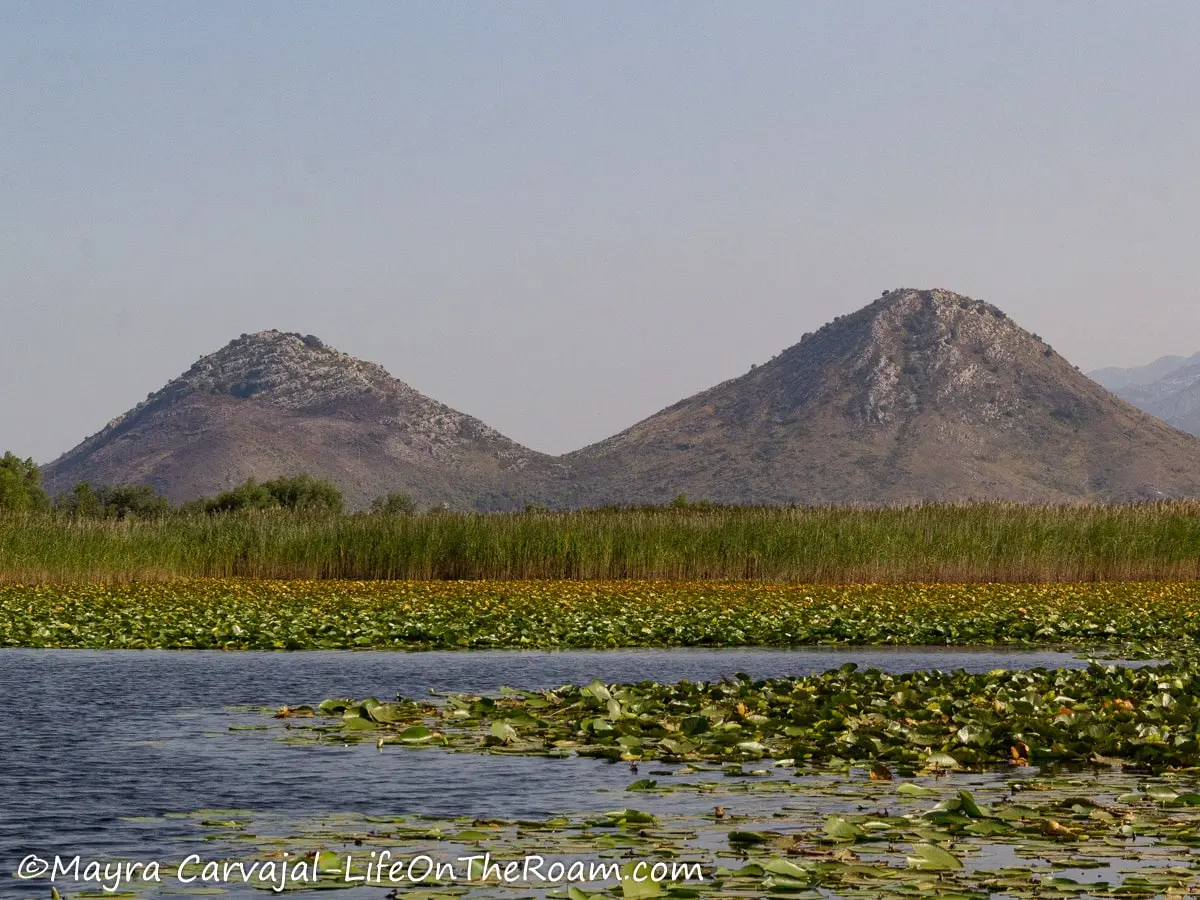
94 767 1200 898
293 661 1200 768
4 579 1200 652
706 772 1200 899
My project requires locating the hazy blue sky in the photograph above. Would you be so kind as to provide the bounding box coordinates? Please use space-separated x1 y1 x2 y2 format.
3 2 1199 462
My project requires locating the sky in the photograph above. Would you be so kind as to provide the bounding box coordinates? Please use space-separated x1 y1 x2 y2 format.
3 2 1199 463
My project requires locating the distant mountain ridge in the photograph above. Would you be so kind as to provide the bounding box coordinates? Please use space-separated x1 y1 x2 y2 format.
1092 354 1200 437
1089 352 1200 392
42 291 1200 508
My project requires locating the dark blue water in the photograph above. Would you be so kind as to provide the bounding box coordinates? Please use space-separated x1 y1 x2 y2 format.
0 646 1124 898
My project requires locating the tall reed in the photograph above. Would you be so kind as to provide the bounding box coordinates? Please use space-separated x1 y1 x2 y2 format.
3 502 1200 584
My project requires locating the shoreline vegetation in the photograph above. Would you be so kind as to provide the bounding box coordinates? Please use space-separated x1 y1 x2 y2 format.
2 501 1200 584
1 580 1196 652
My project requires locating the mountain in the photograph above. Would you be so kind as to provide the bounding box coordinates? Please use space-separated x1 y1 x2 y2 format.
562 288 1200 506
41 291 1200 510
42 331 563 510
1089 352 1200 392
1111 362 1200 437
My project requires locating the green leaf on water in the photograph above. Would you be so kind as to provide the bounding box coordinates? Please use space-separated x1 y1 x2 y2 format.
626 779 659 791
607 809 657 825
490 721 518 743
728 830 771 845
586 680 613 703
823 815 863 842
958 790 984 818
451 829 492 841
907 843 963 871
964 819 1013 836
1146 786 1179 803
367 703 408 724
619 863 665 899
761 858 810 880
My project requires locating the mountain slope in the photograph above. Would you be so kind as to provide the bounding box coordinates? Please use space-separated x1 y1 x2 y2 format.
562 288 1200 505
1113 362 1200 436
42 331 563 510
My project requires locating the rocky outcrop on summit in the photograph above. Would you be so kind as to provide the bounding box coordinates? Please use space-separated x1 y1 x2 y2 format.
562 289 1200 505
43 331 562 509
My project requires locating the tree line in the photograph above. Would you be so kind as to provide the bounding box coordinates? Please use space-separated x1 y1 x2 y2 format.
0 451 418 518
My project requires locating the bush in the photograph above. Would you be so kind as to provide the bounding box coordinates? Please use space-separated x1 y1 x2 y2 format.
370 492 417 516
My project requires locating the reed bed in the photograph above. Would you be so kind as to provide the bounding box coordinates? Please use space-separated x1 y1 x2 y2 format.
3 501 1200 584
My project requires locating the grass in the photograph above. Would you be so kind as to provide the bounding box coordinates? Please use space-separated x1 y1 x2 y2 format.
4 501 1200 584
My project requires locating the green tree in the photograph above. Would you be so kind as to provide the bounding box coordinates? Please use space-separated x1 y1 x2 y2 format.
56 482 172 519
55 481 104 518
96 484 172 519
263 474 343 513
193 479 275 514
193 474 344 515
0 452 49 512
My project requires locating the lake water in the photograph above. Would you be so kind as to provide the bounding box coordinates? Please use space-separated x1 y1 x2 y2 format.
0 647 1158 898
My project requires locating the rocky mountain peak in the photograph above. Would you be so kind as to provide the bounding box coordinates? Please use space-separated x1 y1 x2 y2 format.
762 288 1057 428
164 329 397 410
858 289 1047 419
855 288 1037 362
